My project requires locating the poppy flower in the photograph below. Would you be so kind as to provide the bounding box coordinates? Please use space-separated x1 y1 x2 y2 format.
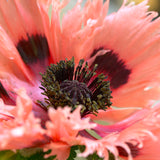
0 0 160 160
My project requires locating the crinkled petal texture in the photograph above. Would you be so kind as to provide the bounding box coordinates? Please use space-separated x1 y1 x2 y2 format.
44 106 96 160
1 90 160 160
0 88 48 150
49 0 160 108
0 0 160 160
78 103 160 160
133 129 160 160
0 0 52 80
0 0 53 121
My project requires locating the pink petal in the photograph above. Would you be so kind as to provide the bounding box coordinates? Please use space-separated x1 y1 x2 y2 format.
133 129 160 160
79 102 160 159
87 107 142 124
92 108 149 137
0 26 33 82
44 106 96 158
0 88 48 150
49 0 160 108
46 106 96 141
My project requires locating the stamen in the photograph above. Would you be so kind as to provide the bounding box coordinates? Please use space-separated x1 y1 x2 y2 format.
40 58 112 116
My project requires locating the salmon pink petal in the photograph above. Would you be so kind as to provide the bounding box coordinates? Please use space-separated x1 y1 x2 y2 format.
82 1 160 108
0 70 48 124
78 134 132 160
35 0 64 63
0 0 51 121
48 0 66 62
52 0 160 108
87 107 142 124
14 88 33 120
78 102 160 159
0 26 33 83
48 0 109 63
0 0 52 79
0 28 48 118
92 108 149 136
0 0 27 44
0 88 48 150
46 106 96 141
133 129 160 160
37 0 53 59
44 106 96 158
114 102 160 159
0 0 160 159
0 0 47 43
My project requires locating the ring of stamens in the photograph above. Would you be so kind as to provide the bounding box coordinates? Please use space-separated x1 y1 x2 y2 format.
40 58 112 117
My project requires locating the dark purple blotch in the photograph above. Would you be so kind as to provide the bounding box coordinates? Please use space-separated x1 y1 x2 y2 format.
90 48 131 89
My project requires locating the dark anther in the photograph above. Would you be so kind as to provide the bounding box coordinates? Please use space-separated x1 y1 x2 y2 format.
40 58 112 117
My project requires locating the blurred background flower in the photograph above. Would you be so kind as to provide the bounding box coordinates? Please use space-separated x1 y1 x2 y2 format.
66 0 160 15
109 0 160 15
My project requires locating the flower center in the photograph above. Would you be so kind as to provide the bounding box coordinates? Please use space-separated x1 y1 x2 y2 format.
60 80 92 105
40 58 112 116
